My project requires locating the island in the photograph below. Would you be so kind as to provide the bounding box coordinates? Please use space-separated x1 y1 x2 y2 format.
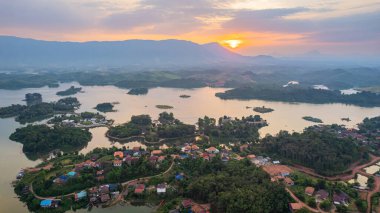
215 85 380 107
56 86 82 96
302 116 323 123
127 88 148 95
0 96 80 124
253 106 274 113
155 105 174 109
95 102 115 113
24 93 42 106
107 112 195 143
179 94 191 98
9 124 92 159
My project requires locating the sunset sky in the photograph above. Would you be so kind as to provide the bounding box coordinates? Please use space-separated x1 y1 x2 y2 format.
1 0 379 56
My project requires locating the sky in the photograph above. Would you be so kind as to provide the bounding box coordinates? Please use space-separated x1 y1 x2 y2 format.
0 0 379 57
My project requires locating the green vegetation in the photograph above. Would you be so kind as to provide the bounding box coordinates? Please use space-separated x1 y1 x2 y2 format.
253 106 274 113
198 115 266 144
0 97 80 124
302 116 323 123
95 102 115 113
9 125 92 158
108 113 195 142
179 94 191 98
56 86 82 96
127 88 148 95
173 159 290 213
25 93 42 106
156 105 174 109
358 116 380 141
216 85 380 107
261 128 364 176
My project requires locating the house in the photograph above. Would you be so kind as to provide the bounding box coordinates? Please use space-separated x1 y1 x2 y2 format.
54 175 68 184
149 156 159 164
240 144 249 152
247 154 256 160
273 160 280 164
100 194 110 203
333 191 350 205
157 183 167 194
67 171 77 178
99 185 110 194
284 177 294 186
135 184 145 194
192 203 211 213
109 184 118 192
132 146 141 152
151 150 163 155
315 189 329 202
40 200 57 208
158 156 166 163
175 173 184 181
205 147 219 154
74 191 87 201
182 199 192 209
289 203 303 212
113 159 122 167
191 144 200 151
96 170 104 176
114 151 124 159
305 187 315 196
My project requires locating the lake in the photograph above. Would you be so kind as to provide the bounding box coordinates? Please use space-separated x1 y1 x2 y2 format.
0 82 379 212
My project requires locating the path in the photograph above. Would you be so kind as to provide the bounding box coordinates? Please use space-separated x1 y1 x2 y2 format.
292 154 380 181
286 188 320 213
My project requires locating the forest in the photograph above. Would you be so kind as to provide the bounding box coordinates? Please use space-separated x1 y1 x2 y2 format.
9 125 92 156
260 128 364 176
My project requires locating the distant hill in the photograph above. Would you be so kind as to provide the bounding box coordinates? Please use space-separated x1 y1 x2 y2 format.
0 36 272 68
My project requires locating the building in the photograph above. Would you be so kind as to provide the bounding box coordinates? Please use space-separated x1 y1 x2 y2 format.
135 184 145 194
100 194 110 203
40 200 58 208
182 199 192 209
333 191 350 205
157 183 167 194
205 147 219 154
114 151 124 159
192 203 211 213
305 187 315 196
113 159 122 167
75 191 87 201
315 189 329 202
240 144 249 152
151 150 163 155
289 203 303 212
284 177 294 186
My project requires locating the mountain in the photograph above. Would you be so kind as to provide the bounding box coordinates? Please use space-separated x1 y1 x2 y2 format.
0 36 257 68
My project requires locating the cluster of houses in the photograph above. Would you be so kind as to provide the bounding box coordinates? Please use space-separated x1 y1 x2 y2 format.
88 184 119 204
112 147 167 168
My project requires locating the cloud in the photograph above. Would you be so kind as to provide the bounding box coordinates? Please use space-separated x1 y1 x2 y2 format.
223 7 380 43
0 0 92 32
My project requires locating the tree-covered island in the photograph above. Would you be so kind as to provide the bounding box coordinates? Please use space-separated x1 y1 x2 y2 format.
56 86 82 96
0 96 80 124
127 88 149 95
95 102 115 113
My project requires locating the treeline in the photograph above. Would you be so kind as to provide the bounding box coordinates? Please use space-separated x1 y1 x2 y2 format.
0 96 80 124
358 116 380 140
261 129 363 175
215 85 380 107
9 125 92 156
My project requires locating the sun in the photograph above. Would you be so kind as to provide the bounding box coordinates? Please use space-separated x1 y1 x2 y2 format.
223 39 242 49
